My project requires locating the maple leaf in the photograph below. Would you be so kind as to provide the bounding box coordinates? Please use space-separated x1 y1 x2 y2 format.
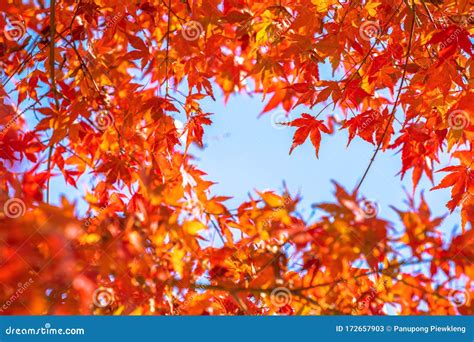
392 193 444 259
287 113 330 157
342 110 383 146
432 165 470 211
431 150 474 226
428 25 473 64
185 112 213 149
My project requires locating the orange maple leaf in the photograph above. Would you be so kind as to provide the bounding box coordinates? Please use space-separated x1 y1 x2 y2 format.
287 113 330 157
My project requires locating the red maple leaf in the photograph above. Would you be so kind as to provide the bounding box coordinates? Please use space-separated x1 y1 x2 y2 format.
287 113 330 157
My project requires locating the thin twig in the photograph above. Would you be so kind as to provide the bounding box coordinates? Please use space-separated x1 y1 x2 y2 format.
164 0 172 97
46 0 58 203
355 0 416 193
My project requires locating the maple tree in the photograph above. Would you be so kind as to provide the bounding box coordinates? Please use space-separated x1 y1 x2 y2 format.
0 0 473 316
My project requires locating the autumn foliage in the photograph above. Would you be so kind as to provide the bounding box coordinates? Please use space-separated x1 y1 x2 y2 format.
0 0 473 315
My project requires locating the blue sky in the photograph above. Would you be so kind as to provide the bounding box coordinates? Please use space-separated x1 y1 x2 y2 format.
186 91 459 237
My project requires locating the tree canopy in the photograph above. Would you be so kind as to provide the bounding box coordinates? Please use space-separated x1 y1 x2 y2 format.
0 0 473 315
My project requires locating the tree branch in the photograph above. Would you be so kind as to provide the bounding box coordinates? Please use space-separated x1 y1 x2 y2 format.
46 0 58 203
355 0 416 193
